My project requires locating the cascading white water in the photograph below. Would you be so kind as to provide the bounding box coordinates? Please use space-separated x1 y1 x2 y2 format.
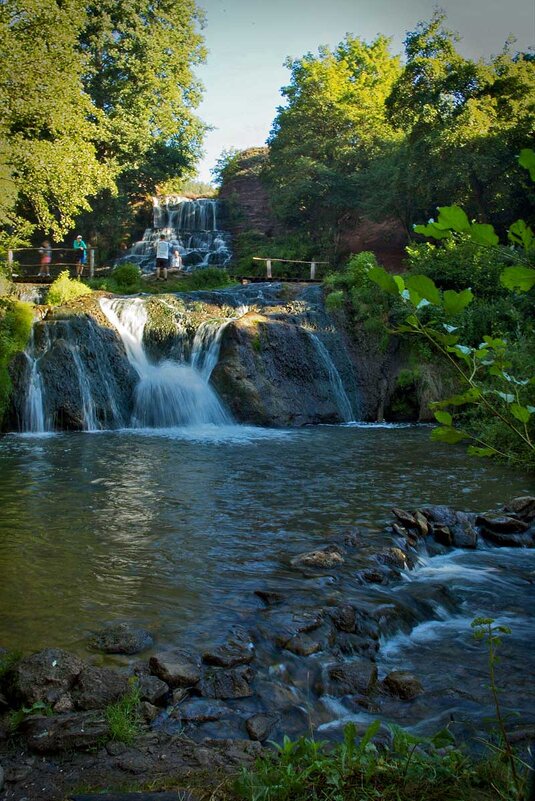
100 297 232 428
24 329 46 433
308 333 354 422
190 320 231 380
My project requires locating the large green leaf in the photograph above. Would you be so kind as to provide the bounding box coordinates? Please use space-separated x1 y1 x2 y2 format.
508 220 534 251
519 148 535 181
434 410 452 426
510 403 531 423
368 266 401 296
431 426 468 444
413 223 451 240
437 205 471 232
443 288 473 315
467 446 495 457
432 387 482 407
405 274 441 306
500 266 535 292
469 223 499 247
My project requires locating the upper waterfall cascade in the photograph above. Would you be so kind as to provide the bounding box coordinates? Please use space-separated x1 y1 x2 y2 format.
117 196 232 273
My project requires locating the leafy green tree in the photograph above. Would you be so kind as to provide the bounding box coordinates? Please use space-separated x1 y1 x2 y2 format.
0 0 114 241
377 12 535 232
267 35 401 254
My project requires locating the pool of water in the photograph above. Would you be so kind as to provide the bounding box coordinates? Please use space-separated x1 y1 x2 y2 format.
0 424 532 657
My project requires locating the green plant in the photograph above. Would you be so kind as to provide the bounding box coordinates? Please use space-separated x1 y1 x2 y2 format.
105 678 142 745
111 262 142 292
9 700 54 732
0 649 21 682
471 618 530 800
47 270 92 306
0 298 34 421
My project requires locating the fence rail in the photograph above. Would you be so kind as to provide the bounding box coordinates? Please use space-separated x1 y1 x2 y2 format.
252 257 328 281
7 247 96 280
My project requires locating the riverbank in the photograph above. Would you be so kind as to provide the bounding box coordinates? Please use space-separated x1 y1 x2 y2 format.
1 495 533 800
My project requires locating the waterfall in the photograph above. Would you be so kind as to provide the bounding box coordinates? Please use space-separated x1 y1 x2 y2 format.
23 328 47 433
190 320 231 380
116 196 232 273
100 297 232 428
308 333 354 422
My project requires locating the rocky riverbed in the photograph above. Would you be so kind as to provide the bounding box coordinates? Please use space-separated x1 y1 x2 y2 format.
1 496 534 800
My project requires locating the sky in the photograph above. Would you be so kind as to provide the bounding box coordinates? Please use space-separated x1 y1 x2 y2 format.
192 0 534 183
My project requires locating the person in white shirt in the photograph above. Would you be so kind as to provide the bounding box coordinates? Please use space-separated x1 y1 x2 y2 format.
155 234 170 280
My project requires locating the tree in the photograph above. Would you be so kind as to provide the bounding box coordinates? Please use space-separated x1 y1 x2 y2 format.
266 35 401 253
0 0 114 242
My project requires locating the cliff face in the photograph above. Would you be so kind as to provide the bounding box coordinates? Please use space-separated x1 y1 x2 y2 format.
218 147 279 237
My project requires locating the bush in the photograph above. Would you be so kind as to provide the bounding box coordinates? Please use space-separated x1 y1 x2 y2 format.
47 270 92 306
176 267 232 291
111 262 142 292
0 298 34 421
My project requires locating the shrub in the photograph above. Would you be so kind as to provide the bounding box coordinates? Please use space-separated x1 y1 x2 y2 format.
111 262 142 292
47 270 92 306
0 298 34 421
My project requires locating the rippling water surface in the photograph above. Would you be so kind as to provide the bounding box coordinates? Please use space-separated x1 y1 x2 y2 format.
0 424 532 657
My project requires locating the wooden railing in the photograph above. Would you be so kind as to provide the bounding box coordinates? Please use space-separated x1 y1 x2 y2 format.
7 247 96 280
252 257 328 280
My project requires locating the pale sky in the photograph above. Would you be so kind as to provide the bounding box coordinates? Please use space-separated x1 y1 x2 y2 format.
194 0 535 182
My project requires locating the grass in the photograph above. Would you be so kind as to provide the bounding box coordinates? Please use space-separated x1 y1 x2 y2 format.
104 678 142 745
47 270 92 306
88 264 237 296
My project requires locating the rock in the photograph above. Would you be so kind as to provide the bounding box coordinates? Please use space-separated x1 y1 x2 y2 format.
333 633 379 659
246 713 278 741
106 739 127 756
320 660 377 696
92 622 154 655
282 633 322 656
476 514 529 532
375 547 408 570
291 545 345 569
382 671 423 700
202 627 255 668
14 648 84 706
22 711 110 753
73 666 129 710
52 693 74 713
422 506 478 549
254 589 285 606
329 604 356 633
414 511 430 537
200 666 254 699
141 701 159 723
504 496 535 521
138 674 169 705
360 568 388 584
479 527 534 547
116 749 153 773
149 649 201 688
392 508 417 528
175 698 233 723
266 609 324 646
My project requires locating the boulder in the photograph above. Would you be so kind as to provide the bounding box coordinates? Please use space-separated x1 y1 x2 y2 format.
14 648 84 706
246 713 278 741
22 711 110 753
422 506 478 549
200 666 254 699
254 589 285 606
138 674 169 705
202 628 255 668
73 666 129 710
319 659 377 697
504 496 535 521
291 545 345 569
174 698 233 723
149 649 201 688
375 547 408 570
479 527 534 548
91 622 154 655
282 633 322 656
382 671 423 700
329 604 356 633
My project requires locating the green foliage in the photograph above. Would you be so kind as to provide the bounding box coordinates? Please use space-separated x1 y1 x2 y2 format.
105 678 142 745
232 231 321 277
0 298 33 421
0 650 21 683
235 719 517 801
111 262 142 292
9 700 54 732
47 271 93 306
0 0 115 239
175 268 233 292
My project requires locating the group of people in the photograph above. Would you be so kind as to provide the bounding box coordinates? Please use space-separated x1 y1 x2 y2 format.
37 235 88 278
154 234 182 281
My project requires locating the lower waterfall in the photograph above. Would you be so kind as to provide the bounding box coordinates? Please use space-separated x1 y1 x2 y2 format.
99 297 232 428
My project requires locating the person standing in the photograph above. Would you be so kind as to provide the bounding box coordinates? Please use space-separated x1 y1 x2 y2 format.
73 234 87 278
155 234 170 280
38 240 52 277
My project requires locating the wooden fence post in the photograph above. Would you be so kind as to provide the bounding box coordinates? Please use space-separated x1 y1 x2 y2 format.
7 250 13 276
89 248 95 279
266 259 272 279
310 261 316 280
